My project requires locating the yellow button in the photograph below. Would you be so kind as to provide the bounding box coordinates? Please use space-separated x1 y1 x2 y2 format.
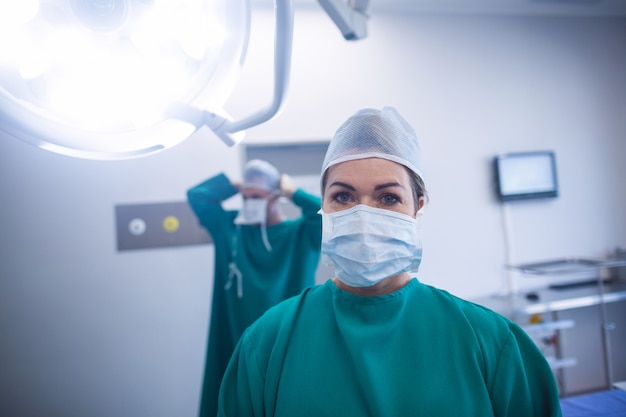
163 216 180 232
529 313 542 324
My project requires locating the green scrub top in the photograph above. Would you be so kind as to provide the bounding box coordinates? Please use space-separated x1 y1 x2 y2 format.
218 279 562 417
187 173 322 417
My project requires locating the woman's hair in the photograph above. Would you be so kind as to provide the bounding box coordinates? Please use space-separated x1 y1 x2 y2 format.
321 163 428 209
406 166 428 207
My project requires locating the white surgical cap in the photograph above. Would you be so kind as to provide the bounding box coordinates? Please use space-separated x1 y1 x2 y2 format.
321 107 423 179
242 159 280 192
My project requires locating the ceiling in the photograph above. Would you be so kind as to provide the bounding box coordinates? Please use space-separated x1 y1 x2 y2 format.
254 0 626 16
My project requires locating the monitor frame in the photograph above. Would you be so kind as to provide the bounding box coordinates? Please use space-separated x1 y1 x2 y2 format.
494 151 559 202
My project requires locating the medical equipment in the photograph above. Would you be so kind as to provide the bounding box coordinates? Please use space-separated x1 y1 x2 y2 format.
509 257 626 391
494 151 559 202
0 0 370 159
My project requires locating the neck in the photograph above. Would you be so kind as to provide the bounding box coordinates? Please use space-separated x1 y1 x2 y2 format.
333 273 412 296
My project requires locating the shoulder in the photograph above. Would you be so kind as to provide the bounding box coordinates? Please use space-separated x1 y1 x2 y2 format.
244 285 326 346
415 282 515 341
413 283 538 380
233 285 328 375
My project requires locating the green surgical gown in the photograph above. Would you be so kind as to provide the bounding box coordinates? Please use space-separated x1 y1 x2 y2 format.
187 173 322 417
218 278 562 417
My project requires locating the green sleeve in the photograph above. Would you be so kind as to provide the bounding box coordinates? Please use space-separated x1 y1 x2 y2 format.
217 330 265 417
186 173 238 235
291 188 322 247
489 323 562 417
291 188 321 216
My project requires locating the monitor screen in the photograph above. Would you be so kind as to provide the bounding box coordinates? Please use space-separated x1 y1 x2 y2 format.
494 151 558 201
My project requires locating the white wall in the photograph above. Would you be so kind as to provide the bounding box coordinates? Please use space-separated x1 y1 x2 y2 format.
0 8 624 417
234 10 626 295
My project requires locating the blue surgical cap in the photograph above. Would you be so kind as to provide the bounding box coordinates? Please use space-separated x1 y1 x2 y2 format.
242 159 280 192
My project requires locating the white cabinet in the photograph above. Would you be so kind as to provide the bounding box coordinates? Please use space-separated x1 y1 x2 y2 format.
471 265 626 397
555 300 626 395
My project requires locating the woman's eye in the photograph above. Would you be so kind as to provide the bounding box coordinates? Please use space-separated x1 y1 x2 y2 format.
333 192 351 204
381 194 399 205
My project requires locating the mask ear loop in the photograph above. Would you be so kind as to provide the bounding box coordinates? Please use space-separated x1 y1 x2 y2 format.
260 190 282 252
260 224 272 251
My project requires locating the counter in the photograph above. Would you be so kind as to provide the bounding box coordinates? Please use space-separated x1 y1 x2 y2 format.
471 280 626 319
471 279 626 397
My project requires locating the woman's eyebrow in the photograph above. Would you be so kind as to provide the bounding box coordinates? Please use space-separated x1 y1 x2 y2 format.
328 181 355 190
375 182 406 191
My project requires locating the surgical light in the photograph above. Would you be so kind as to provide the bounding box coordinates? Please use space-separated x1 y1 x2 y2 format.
0 0 367 160
318 0 369 40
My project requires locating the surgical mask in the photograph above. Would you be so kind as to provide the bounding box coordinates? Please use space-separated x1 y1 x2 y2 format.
320 205 422 287
234 196 273 251
234 198 267 225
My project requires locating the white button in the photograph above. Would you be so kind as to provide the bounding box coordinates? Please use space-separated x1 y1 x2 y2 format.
129 218 146 236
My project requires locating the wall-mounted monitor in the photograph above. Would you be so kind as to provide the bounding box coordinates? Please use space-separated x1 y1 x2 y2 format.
494 151 558 202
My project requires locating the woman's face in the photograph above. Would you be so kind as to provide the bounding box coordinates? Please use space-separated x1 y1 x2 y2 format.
322 158 420 217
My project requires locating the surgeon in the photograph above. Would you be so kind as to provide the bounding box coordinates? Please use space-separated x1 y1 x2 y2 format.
217 107 562 416
186 159 322 417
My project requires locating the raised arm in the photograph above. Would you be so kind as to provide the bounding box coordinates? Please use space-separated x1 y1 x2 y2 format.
186 172 239 234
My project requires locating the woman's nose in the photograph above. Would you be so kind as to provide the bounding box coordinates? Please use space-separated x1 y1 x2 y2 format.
356 197 377 208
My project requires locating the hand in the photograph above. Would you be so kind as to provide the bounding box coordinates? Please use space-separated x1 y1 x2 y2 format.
280 174 296 199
